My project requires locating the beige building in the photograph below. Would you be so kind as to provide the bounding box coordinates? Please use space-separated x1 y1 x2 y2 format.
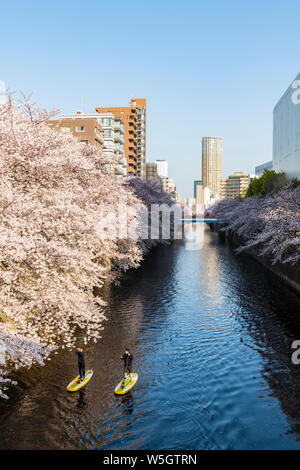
221 172 249 199
202 137 223 197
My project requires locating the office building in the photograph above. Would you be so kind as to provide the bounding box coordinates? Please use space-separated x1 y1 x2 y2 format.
202 137 223 197
273 72 300 180
255 161 273 177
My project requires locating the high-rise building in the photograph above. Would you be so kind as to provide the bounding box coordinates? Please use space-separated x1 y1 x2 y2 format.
202 137 223 197
132 99 146 179
95 98 146 177
273 72 300 180
220 172 249 199
155 160 168 178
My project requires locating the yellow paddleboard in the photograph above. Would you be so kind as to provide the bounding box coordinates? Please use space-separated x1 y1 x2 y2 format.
114 372 138 395
67 369 93 392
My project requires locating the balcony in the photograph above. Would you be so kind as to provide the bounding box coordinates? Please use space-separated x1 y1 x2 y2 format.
114 133 125 145
116 167 127 176
114 122 125 134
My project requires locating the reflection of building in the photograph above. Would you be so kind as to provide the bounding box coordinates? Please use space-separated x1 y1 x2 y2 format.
273 72 300 180
96 98 146 177
202 137 223 197
49 112 127 176
255 161 273 177
221 172 249 199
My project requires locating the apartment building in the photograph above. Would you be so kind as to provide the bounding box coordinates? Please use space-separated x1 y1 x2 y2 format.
48 112 127 176
95 98 146 177
220 172 249 199
96 112 127 176
132 98 147 178
48 114 103 147
146 162 162 184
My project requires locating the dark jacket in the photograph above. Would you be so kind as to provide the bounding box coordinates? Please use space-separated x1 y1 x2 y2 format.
76 350 85 365
121 352 133 368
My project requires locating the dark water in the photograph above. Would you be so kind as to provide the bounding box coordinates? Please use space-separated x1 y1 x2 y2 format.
1 225 300 450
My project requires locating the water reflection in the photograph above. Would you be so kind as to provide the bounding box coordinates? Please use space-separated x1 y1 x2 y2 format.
0 226 300 449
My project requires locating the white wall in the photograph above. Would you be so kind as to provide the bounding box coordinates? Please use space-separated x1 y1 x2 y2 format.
273 72 300 180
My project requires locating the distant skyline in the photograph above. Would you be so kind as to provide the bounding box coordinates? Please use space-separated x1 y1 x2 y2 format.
1 0 299 197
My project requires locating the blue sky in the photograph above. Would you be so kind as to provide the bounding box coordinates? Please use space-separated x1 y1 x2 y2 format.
1 0 299 197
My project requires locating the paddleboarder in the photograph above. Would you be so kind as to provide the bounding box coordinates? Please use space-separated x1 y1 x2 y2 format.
76 347 86 381
121 348 133 379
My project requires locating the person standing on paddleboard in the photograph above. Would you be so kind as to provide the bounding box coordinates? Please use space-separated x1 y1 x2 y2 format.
76 347 85 381
121 349 133 379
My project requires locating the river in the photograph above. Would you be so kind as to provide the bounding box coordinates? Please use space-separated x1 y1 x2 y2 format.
1 224 300 450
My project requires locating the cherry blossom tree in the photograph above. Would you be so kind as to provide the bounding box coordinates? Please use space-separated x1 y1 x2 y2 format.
0 96 170 398
207 184 300 266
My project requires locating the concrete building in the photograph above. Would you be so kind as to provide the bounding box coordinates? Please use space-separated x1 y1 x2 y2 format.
96 113 127 176
273 72 300 180
220 172 249 199
132 98 147 179
195 182 204 204
255 161 273 177
194 180 202 199
155 160 168 178
96 98 146 177
48 112 127 176
202 137 223 197
248 174 258 185
146 162 162 184
48 114 103 147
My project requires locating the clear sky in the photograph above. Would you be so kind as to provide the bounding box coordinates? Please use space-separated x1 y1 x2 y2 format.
1 0 299 197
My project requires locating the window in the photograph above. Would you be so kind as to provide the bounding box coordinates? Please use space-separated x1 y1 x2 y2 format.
80 140 88 145
102 118 112 126
76 126 85 132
